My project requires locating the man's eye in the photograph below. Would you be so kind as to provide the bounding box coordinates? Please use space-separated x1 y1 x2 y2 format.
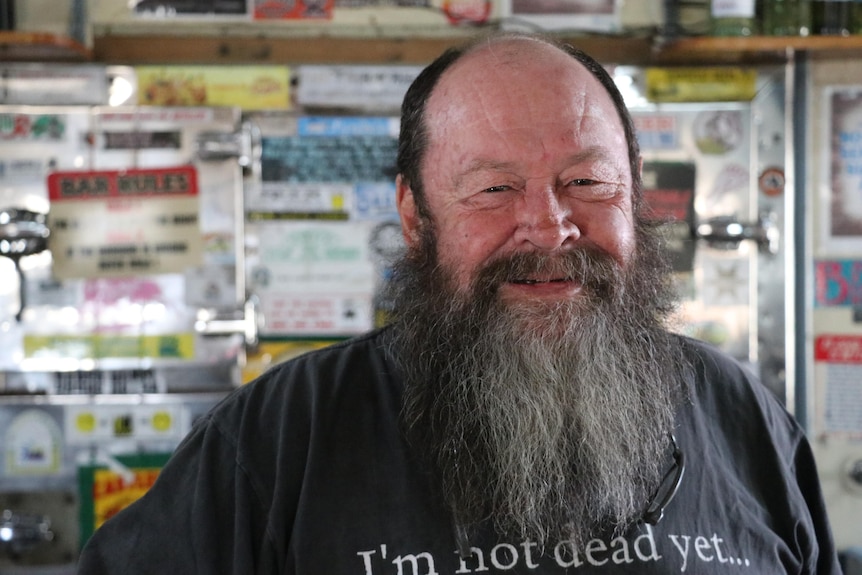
568 178 596 186
483 185 511 193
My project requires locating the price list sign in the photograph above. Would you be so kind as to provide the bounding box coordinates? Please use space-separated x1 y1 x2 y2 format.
47 166 203 280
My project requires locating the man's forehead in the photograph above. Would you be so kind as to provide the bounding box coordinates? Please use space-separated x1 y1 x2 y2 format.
430 41 603 108
425 42 616 135
446 38 589 81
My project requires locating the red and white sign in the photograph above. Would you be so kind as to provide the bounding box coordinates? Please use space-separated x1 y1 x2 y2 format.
815 334 862 364
47 166 203 279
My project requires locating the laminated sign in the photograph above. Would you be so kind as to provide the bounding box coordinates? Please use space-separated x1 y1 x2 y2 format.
47 166 203 280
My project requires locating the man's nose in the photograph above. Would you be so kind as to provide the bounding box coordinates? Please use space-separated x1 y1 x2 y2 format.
513 186 580 250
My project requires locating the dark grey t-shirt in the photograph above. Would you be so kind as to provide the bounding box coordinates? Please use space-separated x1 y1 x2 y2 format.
77 328 841 574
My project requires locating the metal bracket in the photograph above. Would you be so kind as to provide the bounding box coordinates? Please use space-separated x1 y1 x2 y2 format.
194 296 262 348
695 211 779 255
192 123 260 350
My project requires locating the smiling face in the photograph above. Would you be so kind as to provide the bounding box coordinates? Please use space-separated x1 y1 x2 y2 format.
396 38 637 304
390 37 686 546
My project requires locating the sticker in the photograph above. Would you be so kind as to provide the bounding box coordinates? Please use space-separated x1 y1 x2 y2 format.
759 166 785 197
646 68 757 103
247 182 351 216
0 64 107 105
354 183 398 221
694 110 744 155
258 118 399 211
253 0 333 19
702 258 749 306
66 404 182 443
0 114 65 141
443 0 491 24
369 220 404 267
296 66 421 110
4 409 62 476
633 115 679 150
706 163 750 211
815 259 862 307
23 333 195 360
100 131 181 150
259 293 372 335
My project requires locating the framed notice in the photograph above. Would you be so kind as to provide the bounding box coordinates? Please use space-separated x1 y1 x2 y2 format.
813 334 862 439
820 86 862 253
47 166 204 280
641 161 696 273
131 0 249 15
503 0 620 32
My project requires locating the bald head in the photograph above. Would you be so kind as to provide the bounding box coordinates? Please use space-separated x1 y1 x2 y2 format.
395 33 642 221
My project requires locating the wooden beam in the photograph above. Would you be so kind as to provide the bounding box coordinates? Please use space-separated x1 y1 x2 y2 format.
91 31 862 67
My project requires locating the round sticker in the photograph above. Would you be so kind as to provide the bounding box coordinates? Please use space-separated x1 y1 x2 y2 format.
442 0 491 25
759 167 785 197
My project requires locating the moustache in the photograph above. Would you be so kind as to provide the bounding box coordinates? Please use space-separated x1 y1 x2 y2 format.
472 246 623 301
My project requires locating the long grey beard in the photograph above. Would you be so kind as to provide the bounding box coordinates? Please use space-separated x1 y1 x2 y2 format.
389 230 689 548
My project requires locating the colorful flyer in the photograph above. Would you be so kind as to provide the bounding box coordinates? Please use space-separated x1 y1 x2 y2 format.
814 259 862 307
77 453 171 548
253 0 333 19
136 66 290 110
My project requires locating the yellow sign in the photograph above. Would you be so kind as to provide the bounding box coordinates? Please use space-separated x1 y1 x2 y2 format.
92 467 161 530
23 333 195 360
645 68 757 103
242 340 334 383
136 66 291 110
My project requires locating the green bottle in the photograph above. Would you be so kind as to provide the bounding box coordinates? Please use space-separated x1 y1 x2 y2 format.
812 0 851 35
763 0 812 35
852 0 862 33
711 0 759 35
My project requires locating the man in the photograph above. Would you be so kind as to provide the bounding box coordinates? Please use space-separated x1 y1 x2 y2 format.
78 33 840 574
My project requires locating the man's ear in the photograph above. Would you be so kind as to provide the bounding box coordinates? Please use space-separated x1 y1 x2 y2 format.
396 174 422 248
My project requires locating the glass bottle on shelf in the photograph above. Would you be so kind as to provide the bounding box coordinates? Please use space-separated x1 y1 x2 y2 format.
675 0 712 36
763 0 812 35
711 0 758 35
811 0 852 34
853 0 862 33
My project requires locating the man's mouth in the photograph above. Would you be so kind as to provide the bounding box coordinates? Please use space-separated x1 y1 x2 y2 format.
510 277 571 285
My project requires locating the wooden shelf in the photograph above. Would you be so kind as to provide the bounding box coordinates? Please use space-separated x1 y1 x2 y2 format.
89 30 862 66
0 31 91 62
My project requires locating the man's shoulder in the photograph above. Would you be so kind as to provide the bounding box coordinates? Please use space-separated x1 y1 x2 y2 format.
674 333 761 391
673 333 801 437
